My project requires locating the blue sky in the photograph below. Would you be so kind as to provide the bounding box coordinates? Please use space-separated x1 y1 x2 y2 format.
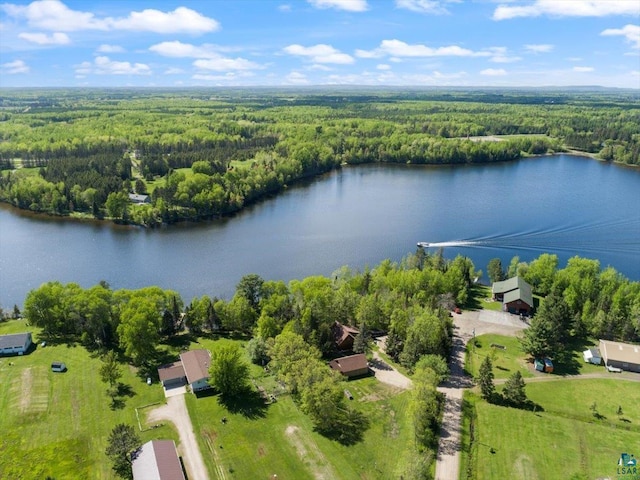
1 0 638 88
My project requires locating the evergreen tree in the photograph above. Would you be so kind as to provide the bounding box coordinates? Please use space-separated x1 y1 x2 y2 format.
503 371 527 406
478 356 495 400
353 321 372 354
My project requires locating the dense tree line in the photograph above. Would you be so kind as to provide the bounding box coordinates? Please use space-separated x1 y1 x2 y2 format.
1 89 638 225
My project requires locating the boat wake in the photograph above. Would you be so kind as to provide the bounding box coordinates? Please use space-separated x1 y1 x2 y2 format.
417 217 640 257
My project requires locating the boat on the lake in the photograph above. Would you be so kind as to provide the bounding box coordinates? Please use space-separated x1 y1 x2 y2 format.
417 242 430 248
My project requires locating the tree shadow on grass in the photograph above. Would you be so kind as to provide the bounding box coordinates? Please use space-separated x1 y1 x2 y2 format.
314 409 370 446
489 394 545 413
117 382 135 398
215 389 268 420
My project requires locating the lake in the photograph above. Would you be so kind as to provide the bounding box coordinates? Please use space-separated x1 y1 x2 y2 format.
1 154 639 308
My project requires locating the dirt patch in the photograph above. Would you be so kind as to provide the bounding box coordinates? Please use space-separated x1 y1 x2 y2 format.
513 454 539 480
284 425 337 480
257 444 266 457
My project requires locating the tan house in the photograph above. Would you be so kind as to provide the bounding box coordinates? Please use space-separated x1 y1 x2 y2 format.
329 354 369 378
599 339 640 373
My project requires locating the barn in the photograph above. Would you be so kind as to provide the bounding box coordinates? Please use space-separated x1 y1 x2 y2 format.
0 332 32 356
599 339 640 373
132 440 185 480
492 276 534 315
329 354 369 378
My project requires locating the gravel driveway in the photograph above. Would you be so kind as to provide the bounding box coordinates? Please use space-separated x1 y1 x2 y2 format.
434 309 527 480
369 348 413 390
148 394 209 480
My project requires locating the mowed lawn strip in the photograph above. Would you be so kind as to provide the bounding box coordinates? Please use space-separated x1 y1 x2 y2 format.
461 379 640 480
0 319 170 479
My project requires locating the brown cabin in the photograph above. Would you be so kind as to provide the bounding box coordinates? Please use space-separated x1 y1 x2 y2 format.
329 354 369 378
332 322 360 350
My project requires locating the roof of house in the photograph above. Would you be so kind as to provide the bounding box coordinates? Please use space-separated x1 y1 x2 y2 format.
599 339 640 365
180 349 211 384
128 193 150 203
502 281 534 308
329 354 368 374
492 276 532 295
332 322 359 346
0 332 31 350
132 440 185 480
157 361 186 382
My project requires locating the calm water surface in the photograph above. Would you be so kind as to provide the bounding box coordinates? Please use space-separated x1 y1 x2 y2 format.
1 154 639 308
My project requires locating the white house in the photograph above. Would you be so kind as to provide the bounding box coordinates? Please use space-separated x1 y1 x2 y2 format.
0 332 32 355
582 348 602 365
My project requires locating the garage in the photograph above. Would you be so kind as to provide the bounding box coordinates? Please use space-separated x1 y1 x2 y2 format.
157 361 187 389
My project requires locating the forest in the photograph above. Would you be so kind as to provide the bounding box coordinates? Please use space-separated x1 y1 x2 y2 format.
0 88 638 226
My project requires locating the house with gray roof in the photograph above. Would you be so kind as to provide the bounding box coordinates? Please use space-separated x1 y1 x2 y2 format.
132 440 185 480
0 332 32 356
492 276 534 315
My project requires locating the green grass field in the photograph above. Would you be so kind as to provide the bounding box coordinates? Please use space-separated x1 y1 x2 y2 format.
0 319 173 480
465 334 534 380
180 336 417 479
187 374 415 480
1 321 418 479
460 379 640 480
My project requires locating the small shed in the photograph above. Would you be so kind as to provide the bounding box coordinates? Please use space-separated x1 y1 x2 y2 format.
583 348 602 365
329 354 369 378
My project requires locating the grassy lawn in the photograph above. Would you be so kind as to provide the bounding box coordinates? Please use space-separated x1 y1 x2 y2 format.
460 379 640 480
465 334 609 380
0 319 171 480
465 334 534 380
186 362 415 480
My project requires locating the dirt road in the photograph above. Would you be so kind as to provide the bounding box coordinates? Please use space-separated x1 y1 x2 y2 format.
148 394 210 480
369 347 413 390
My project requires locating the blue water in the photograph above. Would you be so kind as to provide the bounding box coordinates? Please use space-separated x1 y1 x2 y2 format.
0 154 638 308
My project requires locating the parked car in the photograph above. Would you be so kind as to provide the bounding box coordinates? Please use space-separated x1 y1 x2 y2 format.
607 365 623 373
51 362 66 372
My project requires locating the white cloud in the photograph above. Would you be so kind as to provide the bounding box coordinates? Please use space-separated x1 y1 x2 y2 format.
97 44 124 53
356 39 491 58
18 31 69 44
481 68 507 76
573 66 594 72
395 0 459 15
632 70 640 76
285 71 310 85
524 44 554 53
74 56 151 75
487 47 521 63
601 24 640 49
377 63 391 70
150 41 263 72
278 4 292 12
307 0 368 12
193 57 261 72
164 67 184 75
110 6 219 33
2 59 29 73
284 44 354 64
308 64 333 71
494 0 640 21
2 0 218 33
